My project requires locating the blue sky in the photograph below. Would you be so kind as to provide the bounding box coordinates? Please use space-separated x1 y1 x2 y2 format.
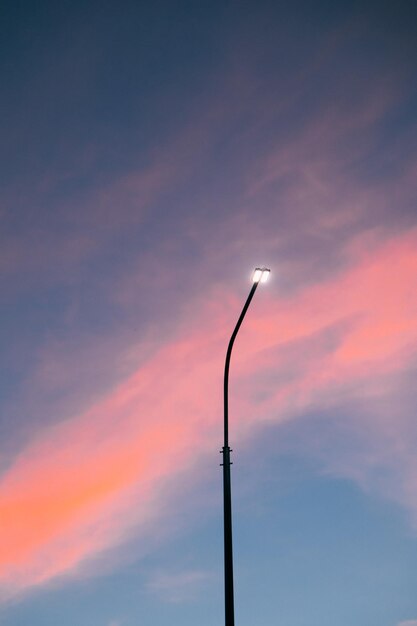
1 1 417 625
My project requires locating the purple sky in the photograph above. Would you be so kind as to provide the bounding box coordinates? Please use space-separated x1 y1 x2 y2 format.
1 2 417 625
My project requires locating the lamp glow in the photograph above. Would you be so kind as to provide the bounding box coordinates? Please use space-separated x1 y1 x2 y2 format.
253 267 270 283
261 268 270 282
252 268 263 283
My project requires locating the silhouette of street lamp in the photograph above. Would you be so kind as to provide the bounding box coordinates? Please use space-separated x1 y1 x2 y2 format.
221 267 270 626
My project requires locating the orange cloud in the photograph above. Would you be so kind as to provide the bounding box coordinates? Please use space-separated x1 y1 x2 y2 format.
0 228 416 595
0 331 224 595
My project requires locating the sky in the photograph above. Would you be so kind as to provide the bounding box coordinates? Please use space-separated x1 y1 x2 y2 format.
0 1 417 624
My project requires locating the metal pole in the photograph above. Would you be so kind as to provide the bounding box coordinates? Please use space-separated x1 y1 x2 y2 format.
222 280 259 626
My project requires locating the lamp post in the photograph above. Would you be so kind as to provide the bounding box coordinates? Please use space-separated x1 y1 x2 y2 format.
222 267 270 626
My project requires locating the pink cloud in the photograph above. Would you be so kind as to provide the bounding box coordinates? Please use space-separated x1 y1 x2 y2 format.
0 227 416 595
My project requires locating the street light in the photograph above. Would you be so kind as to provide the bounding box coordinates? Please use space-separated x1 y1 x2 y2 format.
221 267 270 626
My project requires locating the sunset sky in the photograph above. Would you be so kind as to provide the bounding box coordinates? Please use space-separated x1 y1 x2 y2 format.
1 1 417 625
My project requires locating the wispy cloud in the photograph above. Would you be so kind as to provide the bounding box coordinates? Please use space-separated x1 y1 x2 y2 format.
0 227 416 597
146 569 212 603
